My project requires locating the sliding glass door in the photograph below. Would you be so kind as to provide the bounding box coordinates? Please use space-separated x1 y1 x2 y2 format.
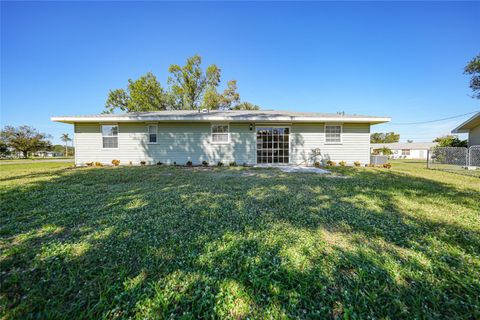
256 127 290 164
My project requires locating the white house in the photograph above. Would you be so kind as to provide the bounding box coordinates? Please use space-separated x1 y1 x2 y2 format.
51 110 390 166
451 112 480 147
370 142 438 159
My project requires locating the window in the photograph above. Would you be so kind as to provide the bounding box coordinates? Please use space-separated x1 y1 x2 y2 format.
148 125 157 144
211 124 229 143
402 149 410 156
102 125 118 148
325 125 342 144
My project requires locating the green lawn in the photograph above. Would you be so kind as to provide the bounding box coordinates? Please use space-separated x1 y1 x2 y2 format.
1 162 479 319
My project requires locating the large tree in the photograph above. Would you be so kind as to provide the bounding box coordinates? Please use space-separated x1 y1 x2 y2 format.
105 55 259 113
1 126 52 158
370 132 400 143
105 72 170 113
433 135 467 147
464 54 480 99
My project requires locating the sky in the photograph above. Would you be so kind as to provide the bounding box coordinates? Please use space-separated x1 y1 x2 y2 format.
1 1 479 144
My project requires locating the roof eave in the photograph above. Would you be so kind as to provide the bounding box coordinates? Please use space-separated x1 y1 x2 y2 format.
451 112 480 134
51 116 391 124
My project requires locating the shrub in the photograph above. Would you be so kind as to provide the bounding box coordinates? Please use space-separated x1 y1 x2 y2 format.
229 161 237 167
140 161 146 166
94 162 103 167
383 163 392 169
367 163 375 167
186 160 193 167
339 161 346 167
217 161 224 167
157 161 163 166
354 161 361 167
326 160 336 166
111 159 120 166
314 161 321 168
173 161 177 166
85 162 94 167
242 162 248 167
202 160 208 167
129 161 133 166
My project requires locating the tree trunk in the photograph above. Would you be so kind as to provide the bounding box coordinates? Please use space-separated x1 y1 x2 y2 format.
65 143 68 157
23 151 28 159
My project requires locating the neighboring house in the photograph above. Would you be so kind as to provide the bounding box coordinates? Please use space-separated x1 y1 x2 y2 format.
51 110 390 166
451 112 480 147
370 142 438 159
34 151 61 158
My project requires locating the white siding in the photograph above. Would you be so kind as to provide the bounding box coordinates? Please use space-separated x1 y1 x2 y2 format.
290 123 370 165
469 125 480 147
75 122 255 166
75 121 371 166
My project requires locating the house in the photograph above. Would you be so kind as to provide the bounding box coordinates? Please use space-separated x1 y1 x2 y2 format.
51 110 390 166
451 112 480 146
370 142 438 159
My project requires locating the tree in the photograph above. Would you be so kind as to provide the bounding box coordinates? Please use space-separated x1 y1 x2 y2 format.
105 55 260 112
168 55 226 110
1 125 52 158
105 72 169 113
231 102 260 110
372 147 392 156
61 133 72 157
0 137 10 158
464 54 480 99
370 132 400 143
433 135 467 147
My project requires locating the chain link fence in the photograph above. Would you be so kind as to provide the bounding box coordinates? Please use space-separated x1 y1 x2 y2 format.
427 146 480 176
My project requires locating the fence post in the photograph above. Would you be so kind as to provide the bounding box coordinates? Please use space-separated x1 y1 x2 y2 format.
466 148 469 167
426 149 429 169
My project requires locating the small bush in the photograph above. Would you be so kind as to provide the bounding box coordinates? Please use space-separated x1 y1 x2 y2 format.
354 161 361 167
367 163 375 167
217 161 224 167
94 162 103 167
129 161 133 166
339 161 346 167
229 161 237 167
326 160 336 166
157 161 163 166
186 160 193 167
111 159 120 166
85 162 94 167
314 161 321 168
202 160 208 167
242 162 249 167
383 163 392 169
173 161 177 166
140 161 146 166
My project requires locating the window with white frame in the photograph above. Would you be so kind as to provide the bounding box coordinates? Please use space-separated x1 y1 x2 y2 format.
402 149 410 156
211 124 229 143
148 125 157 143
325 125 342 144
102 125 118 148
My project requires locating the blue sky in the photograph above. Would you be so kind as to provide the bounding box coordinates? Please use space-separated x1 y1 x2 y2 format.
1 1 479 144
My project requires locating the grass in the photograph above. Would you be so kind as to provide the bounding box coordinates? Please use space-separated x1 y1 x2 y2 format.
1 161 479 319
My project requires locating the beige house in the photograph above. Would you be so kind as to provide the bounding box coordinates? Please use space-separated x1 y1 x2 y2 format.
51 110 390 166
452 112 480 146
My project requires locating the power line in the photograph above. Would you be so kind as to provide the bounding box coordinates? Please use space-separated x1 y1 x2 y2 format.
388 110 479 125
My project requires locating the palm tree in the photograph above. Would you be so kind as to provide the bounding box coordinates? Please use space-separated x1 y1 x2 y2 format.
60 133 72 157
